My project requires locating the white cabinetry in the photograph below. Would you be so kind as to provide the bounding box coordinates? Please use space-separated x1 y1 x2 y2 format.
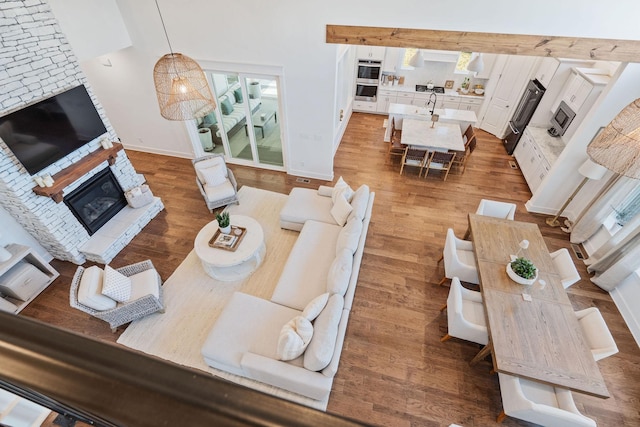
562 69 593 112
356 46 385 60
382 48 401 73
534 57 559 88
458 98 483 114
395 92 414 105
513 128 556 193
377 89 397 113
0 244 59 313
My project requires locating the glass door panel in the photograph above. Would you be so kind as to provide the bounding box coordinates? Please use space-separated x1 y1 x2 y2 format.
244 77 283 167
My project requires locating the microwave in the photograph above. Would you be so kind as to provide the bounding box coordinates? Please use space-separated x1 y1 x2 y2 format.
357 60 381 84
355 83 377 102
548 101 576 137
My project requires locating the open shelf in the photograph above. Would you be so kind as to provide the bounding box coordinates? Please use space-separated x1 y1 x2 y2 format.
32 142 123 203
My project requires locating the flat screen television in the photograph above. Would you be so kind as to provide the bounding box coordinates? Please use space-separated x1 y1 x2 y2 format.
0 85 107 175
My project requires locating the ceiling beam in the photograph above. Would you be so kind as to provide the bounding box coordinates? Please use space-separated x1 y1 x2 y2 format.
326 25 640 63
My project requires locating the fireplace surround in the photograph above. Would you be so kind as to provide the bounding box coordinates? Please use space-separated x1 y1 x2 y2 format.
64 168 127 235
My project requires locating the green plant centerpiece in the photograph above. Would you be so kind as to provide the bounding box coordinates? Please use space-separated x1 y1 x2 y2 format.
216 211 231 234
507 256 538 285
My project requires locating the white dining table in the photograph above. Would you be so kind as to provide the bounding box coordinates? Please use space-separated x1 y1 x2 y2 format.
400 118 465 152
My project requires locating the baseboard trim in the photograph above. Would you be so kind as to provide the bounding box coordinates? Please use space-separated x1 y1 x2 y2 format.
125 145 193 159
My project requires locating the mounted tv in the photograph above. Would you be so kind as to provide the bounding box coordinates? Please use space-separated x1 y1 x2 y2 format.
0 85 107 175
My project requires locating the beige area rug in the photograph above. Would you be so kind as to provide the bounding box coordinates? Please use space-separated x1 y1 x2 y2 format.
116 186 329 410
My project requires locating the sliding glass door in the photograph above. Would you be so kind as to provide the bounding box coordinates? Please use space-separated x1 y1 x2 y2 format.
194 72 283 169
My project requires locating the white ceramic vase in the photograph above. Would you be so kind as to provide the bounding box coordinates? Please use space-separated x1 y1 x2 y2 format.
219 225 231 235
506 262 538 286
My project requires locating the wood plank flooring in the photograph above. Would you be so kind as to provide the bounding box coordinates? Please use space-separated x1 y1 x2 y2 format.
24 112 639 426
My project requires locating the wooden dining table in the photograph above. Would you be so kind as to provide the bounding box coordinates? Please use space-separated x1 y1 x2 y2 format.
400 119 465 152
468 213 610 399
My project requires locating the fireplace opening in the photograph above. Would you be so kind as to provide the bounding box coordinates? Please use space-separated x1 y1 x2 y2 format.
64 168 127 235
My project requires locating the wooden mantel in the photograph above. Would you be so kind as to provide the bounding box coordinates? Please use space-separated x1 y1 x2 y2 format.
32 142 124 203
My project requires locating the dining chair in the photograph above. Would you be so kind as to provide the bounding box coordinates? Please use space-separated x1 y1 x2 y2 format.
399 146 430 176
438 228 479 286
496 373 597 426
388 117 406 158
440 277 488 346
462 124 475 144
451 134 476 174
575 307 619 361
550 248 581 289
423 151 456 181
192 154 240 212
476 199 516 220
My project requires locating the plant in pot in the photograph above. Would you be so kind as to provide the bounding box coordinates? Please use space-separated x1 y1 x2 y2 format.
216 212 231 234
507 257 538 285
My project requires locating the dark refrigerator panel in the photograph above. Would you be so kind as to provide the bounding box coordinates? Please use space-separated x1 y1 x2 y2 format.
504 79 546 154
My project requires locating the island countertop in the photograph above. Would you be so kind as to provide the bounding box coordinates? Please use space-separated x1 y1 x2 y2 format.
388 103 478 123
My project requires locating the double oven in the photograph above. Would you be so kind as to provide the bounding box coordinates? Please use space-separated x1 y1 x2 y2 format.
355 59 381 101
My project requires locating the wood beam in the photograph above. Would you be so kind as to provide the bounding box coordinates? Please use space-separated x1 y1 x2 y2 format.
326 25 640 62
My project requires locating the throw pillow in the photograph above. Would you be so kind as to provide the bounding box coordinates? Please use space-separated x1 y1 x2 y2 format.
336 217 363 255
302 292 330 321
202 112 217 126
330 194 353 226
101 265 132 303
277 316 314 361
233 88 243 103
347 184 370 222
77 266 116 311
303 294 344 371
331 176 354 204
327 248 353 296
195 156 227 183
199 164 227 187
220 97 234 115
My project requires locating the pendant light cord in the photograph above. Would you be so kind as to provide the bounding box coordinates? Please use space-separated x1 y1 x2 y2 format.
155 0 181 79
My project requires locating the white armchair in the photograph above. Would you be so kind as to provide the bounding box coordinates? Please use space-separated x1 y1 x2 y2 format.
476 199 516 220
441 277 488 346
439 228 479 286
497 373 596 427
192 154 239 212
575 307 619 361
550 248 581 289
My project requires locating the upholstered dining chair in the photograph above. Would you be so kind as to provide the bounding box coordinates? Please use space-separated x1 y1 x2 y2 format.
400 146 430 176
440 277 488 346
192 154 239 212
438 228 479 286
389 117 407 158
497 373 596 426
550 248 581 289
575 307 619 361
476 199 517 220
424 151 456 181
70 260 164 332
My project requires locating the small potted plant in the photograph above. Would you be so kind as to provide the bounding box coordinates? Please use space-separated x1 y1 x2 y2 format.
216 212 231 234
461 77 470 94
507 257 538 285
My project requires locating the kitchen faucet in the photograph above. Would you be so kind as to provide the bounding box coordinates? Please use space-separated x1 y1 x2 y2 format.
425 92 437 115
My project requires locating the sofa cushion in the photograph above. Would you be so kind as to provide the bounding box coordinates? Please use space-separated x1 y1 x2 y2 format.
77 266 117 311
195 157 228 183
271 220 342 311
332 176 354 203
204 180 236 202
347 184 370 223
202 111 217 126
233 88 243 103
101 265 131 303
302 292 329 321
327 249 353 296
128 268 160 300
336 217 363 255
277 316 313 361
200 164 227 187
304 294 344 371
220 97 234 115
330 195 353 226
279 188 335 229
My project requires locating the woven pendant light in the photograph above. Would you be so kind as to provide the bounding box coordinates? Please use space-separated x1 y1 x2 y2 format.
152 1 216 121
587 98 640 179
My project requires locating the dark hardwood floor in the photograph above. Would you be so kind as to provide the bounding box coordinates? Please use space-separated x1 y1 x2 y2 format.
25 112 639 426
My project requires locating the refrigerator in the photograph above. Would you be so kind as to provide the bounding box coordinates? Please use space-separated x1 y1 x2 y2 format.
503 79 546 154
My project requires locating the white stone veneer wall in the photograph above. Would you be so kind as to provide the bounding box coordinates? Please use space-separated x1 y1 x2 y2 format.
0 0 144 264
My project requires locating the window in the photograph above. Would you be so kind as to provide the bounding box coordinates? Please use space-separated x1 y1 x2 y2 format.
455 52 473 74
402 48 418 68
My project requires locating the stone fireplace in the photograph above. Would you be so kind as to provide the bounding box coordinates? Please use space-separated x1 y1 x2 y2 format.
64 168 127 236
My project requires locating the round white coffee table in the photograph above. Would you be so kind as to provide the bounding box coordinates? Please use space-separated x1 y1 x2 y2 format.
194 215 266 281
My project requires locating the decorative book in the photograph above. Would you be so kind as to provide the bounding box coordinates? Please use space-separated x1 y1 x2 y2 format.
208 226 247 251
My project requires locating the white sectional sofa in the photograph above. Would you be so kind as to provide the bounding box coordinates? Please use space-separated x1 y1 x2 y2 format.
201 183 374 400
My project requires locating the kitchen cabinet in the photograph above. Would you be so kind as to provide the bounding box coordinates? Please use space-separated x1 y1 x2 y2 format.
353 100 377 112
382 48 402 73
377 89 397 113
562 69 593 112
356 46 385 61
395 91 414 105
0 244 59 313
534 57 559 88
458 98 483 114
513 127 560 193
438 96 460 109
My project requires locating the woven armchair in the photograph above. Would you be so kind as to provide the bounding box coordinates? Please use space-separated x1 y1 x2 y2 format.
70 260 164 332
192 154 239 212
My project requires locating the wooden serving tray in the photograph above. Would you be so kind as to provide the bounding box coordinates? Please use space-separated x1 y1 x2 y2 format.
208 225 247 252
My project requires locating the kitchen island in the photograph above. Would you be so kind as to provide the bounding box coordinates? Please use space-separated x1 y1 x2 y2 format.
384 103 477 142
